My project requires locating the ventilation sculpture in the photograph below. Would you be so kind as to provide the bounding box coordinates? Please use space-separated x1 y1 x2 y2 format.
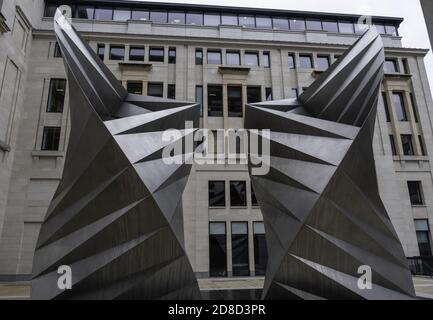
245 28 416 299
31 10 201 300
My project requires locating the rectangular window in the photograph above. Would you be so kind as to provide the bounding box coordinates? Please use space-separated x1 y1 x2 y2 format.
401 135 414 156
266 88 273 101
245 52 259 66
253 222 268 276
382 92 391 122
316 55 330 70
207 50 222 65
414 219 432 256
221 14 238 26
226 51 240 65
168 48 176 64
168 11 185 24
288 54 296 69
186 12 203 25
204 13 220 26
409 93 419 123
385 59 398 73
168 84 176 99
131 9 149 21
402 58 410 74
54 42 62 58
94 7 113 20
291 88 299 98
247 86 262 104
419 135 427 156
322 20 338 33
209 181 226 207
231 222 250 276
195 48 203 65
41 127 61 151
97 44 105 61
113 8 131 21
299 54 313 69
306 19 322 30
149 47 165 62
389 135 397 156
110 45 125 61
289 18 306 31
150 10 168 23
44 5 57 17
196 85 203 117
129 46 145 61
230 181 247 207
385 25 398 36
147 83 163 98
408 181 424 206
47 79 66 113
374 24 386 34
208 85 223 117
338 21 354 33
228 86 243 117
127 82 142 95
393 93 408 121
239 15 255 28
76 6 94 19
209 222 227 277
263 52 270 68
273 17 289 30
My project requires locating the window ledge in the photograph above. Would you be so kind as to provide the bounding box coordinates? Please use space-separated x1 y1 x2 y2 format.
0 139 11 152
118 61 153 71
411 205 427 208
218 66 251 75
31 150 64 158
384 73 412 80
0 13 10 33
209 207 226 210
395 155 429 162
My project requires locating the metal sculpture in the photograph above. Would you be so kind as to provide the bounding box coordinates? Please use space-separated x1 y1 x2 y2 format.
245 28 416 300
31 10 201 300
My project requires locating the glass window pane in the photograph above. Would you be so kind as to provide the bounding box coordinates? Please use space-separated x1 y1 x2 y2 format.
41 127 61 151
209 222 227 277
131 9 149 21
221 14 238 26
239 15 255 28
401 135 414 156
232 222 249 276
289 18 306 31
306 19 322 30
187 12 203 25
210 222 226 235
338 21 354 33
44 5 57 17
196 49 203 65
228 86 243 118
385 59 398 73
245 52 259 66
389 135 397 155
291 88 299 98
168 84 176 99
374 24 386 34
168 11 185 24
254 222 265 235
209 181 225 206
149 47 165 62
47 79 66 113
230 181 247 206
273 17 289 30
247 86 261 103
129 46 144 61
208 85 223 117
266 88 273 101
415 219 429 232
127 82 142 95
385 25 398 36
150 10 167 23
253 222 267 275
204 14 220 26
299 55 313 69
94 8 113 20
110 45 125 60
168 48 176 64
322 20 338 33
317 55 330 70
226 51 240 65
256 16 272 29
207 51 221 64
408 182 424 205
76 6 94 19
393 93 407 121
113 8 131 21
263 52 270 68
288 54 296 69
196 86 203 117
97 44 105 60
147 83 163 98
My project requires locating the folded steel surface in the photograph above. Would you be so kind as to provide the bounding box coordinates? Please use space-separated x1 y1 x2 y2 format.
245 28 416 300
31 10 201 300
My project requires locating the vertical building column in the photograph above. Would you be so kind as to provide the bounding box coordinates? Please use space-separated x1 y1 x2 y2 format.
404 90 422 155
124 44 130 62
248 220 255 276
242 84 247 119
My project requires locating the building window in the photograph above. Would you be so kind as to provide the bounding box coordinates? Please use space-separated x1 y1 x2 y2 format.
419 135 427 156
402 58 410 74
291 88 299 98
208 85 223 117
209 181 225 207
54 42 62 58
316 55 330 70
196 85 203 117
127 82 142 95
385 25 398 36
306 19 322 30
168 84 176 99
41 127 61 151
385 59 399 73
168 11 185 24
374 24 386 34
147 83 163 98
266 88 273 101
94 7 113 20
273 17 289 30
414 220 432 256
382 92 391 122
409 93 419 123
149 47 165 62
150 10 168 23
338 21 354 33
263 52 270 68
245 52 259 66
247 86 262 104
289 18 306 31
113 8 131 21
131 9 149 21
322 20 338 32
393 93 408 121
109 45 125 61
207 50 222 65
226 51 241 65
401 135 414 156
186 12 203 25
168 48 176 64
253 222 267 276
129 46 145 61
230 181 247 207
240 15 255 28
231 222 250 276
76 6 95 19
221 14 238 26
288 54 296 69
47 79 66 113
299 54 313 69
97 44 105 61
209 222 227 277
407 181 424 206
195 49 203 65
204 13 220 26
228 86 243 117
389 135 397 156
251 183 259 207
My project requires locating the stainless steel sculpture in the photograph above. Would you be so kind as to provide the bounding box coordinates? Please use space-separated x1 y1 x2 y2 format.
31 11 201 300
245 28 417 300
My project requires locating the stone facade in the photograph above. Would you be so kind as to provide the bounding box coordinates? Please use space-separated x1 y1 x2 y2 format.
0 0 432 281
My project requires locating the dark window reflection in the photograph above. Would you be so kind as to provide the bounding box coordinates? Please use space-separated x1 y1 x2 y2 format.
209 222 227 277
110 45 125 60
127 82 142 95
41 127 61 151
209 181 226 207
247 86 261 104
230 181 247 207
254 222 267 275
208 85 223 117
401 134 414 156
148 83 163 98
408 181 424 205
232 222 249 276
228 86 243 117
47 79 66 113
129 46 145 61
415 219 432 256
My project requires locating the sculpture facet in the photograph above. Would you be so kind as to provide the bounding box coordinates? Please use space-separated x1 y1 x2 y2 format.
31 11 201 300
245 28 417 300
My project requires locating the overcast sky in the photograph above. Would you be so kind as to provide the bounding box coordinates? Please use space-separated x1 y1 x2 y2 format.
132 0 433 93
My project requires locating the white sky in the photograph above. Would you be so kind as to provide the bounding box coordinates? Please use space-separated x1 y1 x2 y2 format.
132 0 433 93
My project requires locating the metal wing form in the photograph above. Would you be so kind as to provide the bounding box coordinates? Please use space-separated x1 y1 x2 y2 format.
31 11 201 300
245 28 416 300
